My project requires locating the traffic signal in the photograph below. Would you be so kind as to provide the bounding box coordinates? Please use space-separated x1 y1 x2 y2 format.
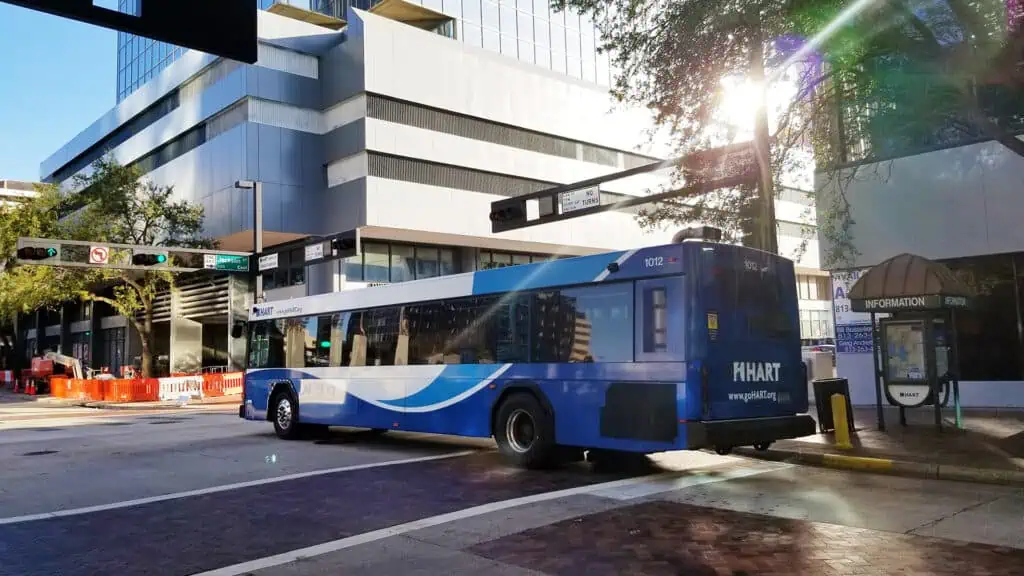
488 204 525 223
16 246 58 260
329 229 361 259
132 252 168 266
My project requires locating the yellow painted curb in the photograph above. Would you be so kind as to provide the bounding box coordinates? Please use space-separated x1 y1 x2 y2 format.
822 453 895 471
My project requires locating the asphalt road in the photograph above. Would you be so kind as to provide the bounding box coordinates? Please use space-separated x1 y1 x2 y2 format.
0 401 1021 576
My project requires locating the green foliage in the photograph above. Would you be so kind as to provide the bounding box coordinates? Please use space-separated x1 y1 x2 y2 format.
553 0 1024 266
0 156 211 375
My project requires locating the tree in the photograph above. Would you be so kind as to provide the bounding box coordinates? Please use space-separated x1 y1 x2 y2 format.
0 157 210 377
553 0 1024 264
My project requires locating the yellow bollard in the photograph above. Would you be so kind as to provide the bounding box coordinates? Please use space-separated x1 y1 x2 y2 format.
831 393 853 450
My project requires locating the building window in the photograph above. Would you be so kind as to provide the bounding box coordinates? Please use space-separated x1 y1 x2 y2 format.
99 327 127 375
797 274 830 301
342 242 459 285
477 249 550 270
363 242 391 283
941 254 1023 381
798 309 834 339
390 245 415 283
416 247 440 279
262 247 307 290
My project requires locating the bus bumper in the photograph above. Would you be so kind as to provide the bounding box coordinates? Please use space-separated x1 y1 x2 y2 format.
685 415 816 449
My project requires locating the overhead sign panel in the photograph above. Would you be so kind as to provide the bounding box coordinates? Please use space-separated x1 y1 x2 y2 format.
88 246 109 265
1 0 257 63
258 254 279 272
214 255 249 272
558 186 601 214
305 243 325 262
16 237 249 273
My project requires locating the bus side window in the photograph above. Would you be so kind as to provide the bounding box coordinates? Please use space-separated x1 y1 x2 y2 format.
643 288 668 353
347 312 367 367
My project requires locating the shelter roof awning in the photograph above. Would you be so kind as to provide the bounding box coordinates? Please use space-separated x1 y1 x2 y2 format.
849 253 975 313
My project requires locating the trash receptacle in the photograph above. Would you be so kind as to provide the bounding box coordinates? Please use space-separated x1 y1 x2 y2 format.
812 377 855 434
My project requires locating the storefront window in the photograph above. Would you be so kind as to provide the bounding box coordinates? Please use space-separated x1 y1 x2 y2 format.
440 248 456 276
364 242 390 282
342 254 362 281
416 247 440 280
942 254 1022 381
391 245 415 283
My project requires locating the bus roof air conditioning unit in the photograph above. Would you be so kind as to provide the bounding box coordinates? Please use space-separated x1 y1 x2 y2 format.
672 226 723 243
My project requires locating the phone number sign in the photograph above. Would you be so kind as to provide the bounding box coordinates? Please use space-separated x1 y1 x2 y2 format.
836 323 873 354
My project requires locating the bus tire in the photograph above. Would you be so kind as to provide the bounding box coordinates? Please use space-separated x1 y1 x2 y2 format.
753 441 772 452
494 393 555 469
271 389 302 440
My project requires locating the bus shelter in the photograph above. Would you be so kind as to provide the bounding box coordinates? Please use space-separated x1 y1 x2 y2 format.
847 254 974 432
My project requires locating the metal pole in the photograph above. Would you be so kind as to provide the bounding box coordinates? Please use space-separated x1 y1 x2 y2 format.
253 181 263 304
870 312 885 431
951 310 963 430
926 317 942 433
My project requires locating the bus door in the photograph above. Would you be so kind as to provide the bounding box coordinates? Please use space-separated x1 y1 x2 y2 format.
700 250 806 421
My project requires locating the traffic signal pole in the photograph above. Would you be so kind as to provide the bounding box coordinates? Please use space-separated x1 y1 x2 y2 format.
14 238 251 272
489 142 759 234
254 181 264 304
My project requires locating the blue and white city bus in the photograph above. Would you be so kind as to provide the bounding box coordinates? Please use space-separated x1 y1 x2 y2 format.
239 232 815 468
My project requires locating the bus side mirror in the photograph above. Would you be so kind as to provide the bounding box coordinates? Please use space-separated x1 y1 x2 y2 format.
231 322 246 339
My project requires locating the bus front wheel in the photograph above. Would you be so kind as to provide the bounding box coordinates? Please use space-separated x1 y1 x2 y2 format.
494 393 555 469
272 390 303 440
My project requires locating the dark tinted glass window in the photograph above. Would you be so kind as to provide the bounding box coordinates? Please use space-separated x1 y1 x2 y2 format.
405 294 530 364
249 320 284 369
943 254 1022 381
531 284 633 363
362 306 405 366
715 266 794 340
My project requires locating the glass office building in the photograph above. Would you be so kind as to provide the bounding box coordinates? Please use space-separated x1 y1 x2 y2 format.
117 0 608 102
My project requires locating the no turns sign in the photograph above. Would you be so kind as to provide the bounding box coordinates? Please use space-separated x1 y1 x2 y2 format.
89 246 109 265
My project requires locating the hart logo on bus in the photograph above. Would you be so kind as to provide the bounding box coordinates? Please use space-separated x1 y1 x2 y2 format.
733 362 781 382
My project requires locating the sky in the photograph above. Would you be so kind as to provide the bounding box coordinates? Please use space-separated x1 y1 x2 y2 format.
0 2 118 182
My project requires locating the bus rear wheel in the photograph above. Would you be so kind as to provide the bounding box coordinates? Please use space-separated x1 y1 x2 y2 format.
494 393 555 469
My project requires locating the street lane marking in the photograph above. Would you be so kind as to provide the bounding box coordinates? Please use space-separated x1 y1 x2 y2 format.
194 461 789 576
586 461 792 500
0 450 475 526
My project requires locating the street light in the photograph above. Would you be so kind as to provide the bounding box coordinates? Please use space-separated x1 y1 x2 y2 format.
234 180 263 303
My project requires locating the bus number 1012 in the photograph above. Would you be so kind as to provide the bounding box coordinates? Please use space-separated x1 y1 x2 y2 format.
644 256 664 268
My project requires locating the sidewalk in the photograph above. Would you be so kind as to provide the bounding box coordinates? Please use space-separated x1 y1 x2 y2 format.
737 403 1024 486
80 395 241 411
0 387 239 411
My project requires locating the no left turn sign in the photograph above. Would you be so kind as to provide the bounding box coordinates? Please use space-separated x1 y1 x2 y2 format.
89 246 109 265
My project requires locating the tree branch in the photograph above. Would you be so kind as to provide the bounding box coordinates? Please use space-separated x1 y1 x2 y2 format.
80 293 146 335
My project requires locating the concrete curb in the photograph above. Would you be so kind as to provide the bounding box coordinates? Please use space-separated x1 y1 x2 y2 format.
82 401 238 411
734 447 1024 488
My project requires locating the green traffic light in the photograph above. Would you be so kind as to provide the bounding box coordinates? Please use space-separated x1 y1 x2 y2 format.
319 341 331 349
156 254 167 263
45 248 57 257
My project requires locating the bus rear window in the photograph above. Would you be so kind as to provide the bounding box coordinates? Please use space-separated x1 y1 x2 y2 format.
715 266 794 340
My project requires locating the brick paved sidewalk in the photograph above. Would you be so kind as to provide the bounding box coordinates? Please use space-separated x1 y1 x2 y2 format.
471 500 1024 576
737 404 1024 485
